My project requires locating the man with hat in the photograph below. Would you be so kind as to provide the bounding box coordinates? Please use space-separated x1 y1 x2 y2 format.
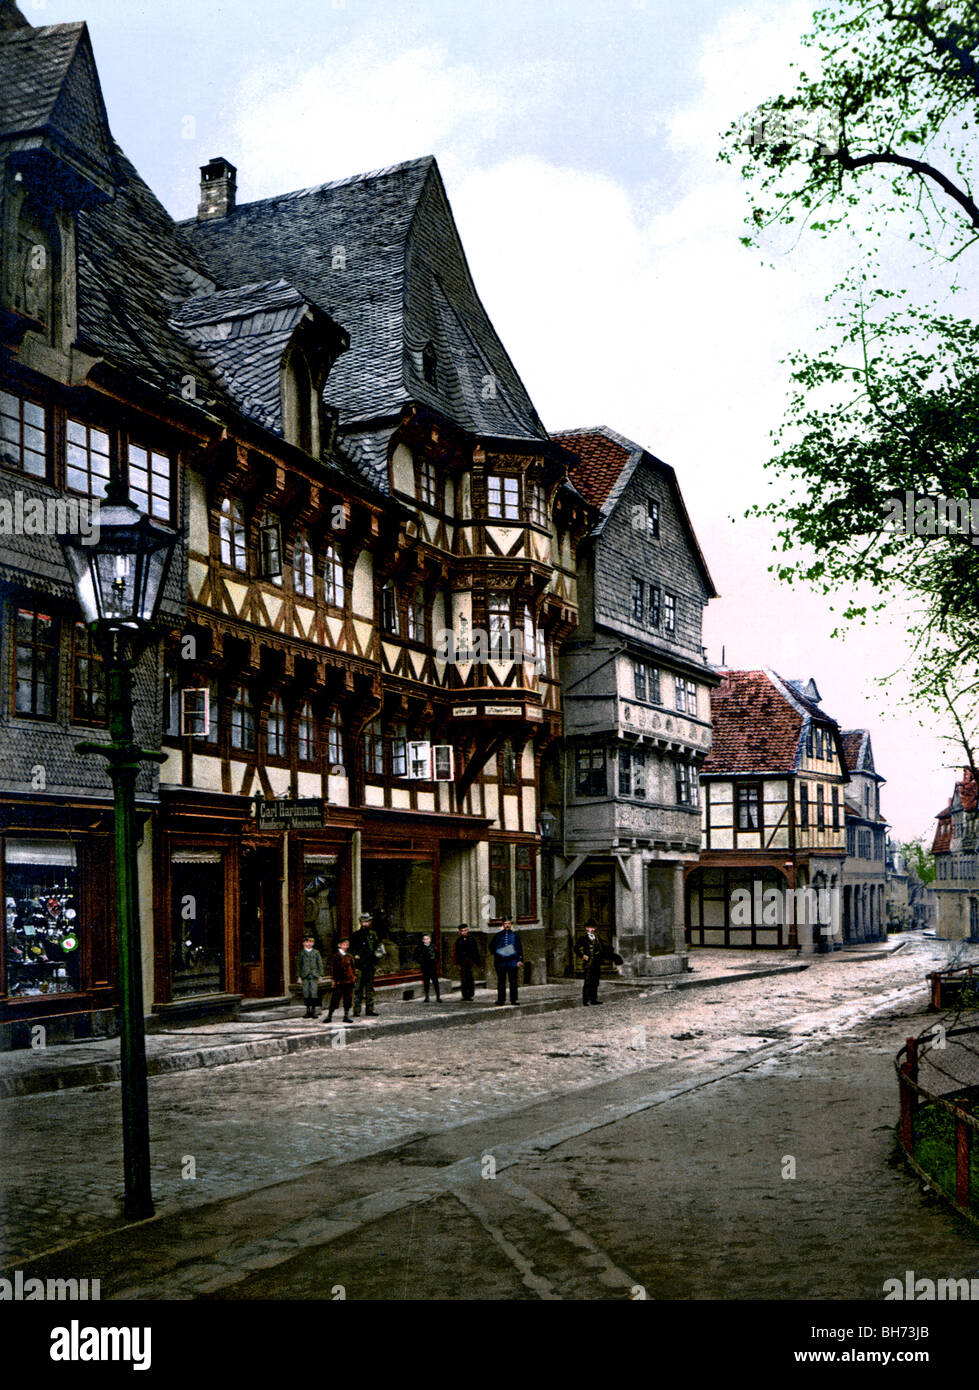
350 911 382 1017
453 923 481 1000
296 934 324 1018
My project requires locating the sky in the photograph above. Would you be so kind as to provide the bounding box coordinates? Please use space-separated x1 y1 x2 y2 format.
34 0 974 840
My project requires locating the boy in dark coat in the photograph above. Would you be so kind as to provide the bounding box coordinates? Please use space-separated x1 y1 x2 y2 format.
325 935 357 1023
296 935 324 1017
414 933 441 1002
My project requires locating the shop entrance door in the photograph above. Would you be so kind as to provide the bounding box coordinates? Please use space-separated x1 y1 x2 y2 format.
171 855 225 998
573 864 615 965
240 848 283 999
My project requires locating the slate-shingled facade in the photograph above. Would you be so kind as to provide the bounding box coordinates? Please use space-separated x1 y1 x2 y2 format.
690 671 848 951
0 2 590 1041
541 426 717 978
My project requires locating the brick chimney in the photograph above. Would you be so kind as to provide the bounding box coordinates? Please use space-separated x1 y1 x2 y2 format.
197 157 237 220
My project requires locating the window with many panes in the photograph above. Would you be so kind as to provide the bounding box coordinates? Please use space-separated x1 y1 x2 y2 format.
326 710 344 768
66 419 110 499
502 740 518 788
219 498 247 571
259 513 283 583
528 481 548 526
0 391 46 478
489 843 510 919
407 586 426 643
619 748 646 798
267 694 286 759
487 475 520 519
647 499 660 538
363 717 384 776
737 783 760 830
13 608 57 719
663 592 676 633
127 442 171 521
648 585 661 629
231 686 256 752
488 594 511 659
324 542 344 607
676 761 697 805
515 845 535 918
631 579 644 623
417 458 437 506
390 722 408 777
576 747 607 797
72 622 105 725
634 661 646 701
293 530 315 597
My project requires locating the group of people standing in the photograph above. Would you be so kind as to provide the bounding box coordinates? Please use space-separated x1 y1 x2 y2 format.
295 916 619 1021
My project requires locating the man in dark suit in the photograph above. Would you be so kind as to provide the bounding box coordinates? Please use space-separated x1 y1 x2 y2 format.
414 933 441 1002
350 912 381 1016
296 935 324 1017
454 923 481 1000
575 921 611 1005
324 935 357 1023
490 918 523 1004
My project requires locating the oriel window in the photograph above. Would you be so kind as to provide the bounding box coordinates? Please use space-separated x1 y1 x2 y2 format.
528 481 548 526
13 607 57 719
502 740 518 788
634 661 647 702
576 747 606 797
417 458 437 506
487 475 520 520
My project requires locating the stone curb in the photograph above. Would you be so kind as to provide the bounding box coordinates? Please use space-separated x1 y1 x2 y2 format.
668 962 810 990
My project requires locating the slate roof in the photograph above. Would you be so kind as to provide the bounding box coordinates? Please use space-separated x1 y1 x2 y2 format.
552 424 717 596
178 157 549 465
0 19 116 196
702 668 846 777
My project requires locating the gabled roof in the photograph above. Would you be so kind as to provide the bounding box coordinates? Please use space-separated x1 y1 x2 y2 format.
0 18 115 198
551 424 717 597
178 157 548 457
169 277 347 437
702 668 846 777
840 728 882 779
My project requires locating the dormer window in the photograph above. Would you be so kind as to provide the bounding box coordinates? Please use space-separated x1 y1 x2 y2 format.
282 346 319 455
422 341 438 389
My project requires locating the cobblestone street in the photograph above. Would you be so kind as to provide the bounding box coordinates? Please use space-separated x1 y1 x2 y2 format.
3 935 979 1301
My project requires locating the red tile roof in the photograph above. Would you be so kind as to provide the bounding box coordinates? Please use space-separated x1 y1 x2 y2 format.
702 670 805 775
551 428 631 509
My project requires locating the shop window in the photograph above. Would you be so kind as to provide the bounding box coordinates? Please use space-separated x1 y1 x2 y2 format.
71 621 105 726
417 458 437 506
362 857 435 976
4 840 80 998
663 592 676 634
66 418 110 500
303 853 340 951
219 498 247 571
737 783 761 831
293 529 315 597
327 709 344 769
324 541 344 608
170 852 225 998
231 685 256 752
381 584 399 635
576 747 606 797
127 442 172 522
501 740 518 788
298 701 316 763
515 844 535 918
487 475 520 520
489 843 510 920
363 717 384 776
267 694 286 759
406 585 426 643
13 607 57 719
390 722 408 777
0 390 46 479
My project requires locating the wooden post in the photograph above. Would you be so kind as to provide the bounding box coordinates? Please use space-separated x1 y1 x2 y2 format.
955 1116 971 1211
929 972 942 1011
899 1037 918 1154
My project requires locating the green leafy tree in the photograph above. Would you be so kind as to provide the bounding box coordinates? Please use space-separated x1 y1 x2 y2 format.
722 0 979 781
901 838 937 882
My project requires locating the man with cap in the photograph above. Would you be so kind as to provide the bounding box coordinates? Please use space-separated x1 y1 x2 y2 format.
324 934 357 1024
296 934 324 1018
350 911 381 1017
489 917 523 1005
453 923 481 1001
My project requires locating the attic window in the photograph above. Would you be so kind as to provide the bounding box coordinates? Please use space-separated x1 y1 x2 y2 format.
422 342 438 389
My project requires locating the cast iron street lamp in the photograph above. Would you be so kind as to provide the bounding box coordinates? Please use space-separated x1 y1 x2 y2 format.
60 480 177 1220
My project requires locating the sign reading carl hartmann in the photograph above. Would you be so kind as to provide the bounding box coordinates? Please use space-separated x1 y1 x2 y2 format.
258 798 325 829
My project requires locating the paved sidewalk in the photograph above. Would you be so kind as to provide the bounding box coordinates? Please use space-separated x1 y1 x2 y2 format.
0 942 913 1099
